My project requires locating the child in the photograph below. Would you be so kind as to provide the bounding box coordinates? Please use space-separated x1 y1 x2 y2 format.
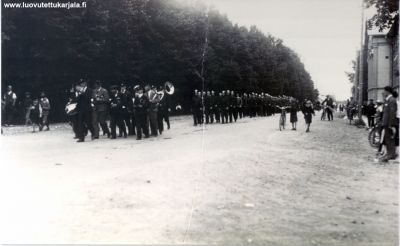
30 99 43 132
302 100 315 132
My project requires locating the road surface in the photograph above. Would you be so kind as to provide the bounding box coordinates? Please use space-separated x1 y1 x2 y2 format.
0 113 398 245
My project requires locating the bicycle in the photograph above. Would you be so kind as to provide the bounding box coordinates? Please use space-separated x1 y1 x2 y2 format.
368 117 382 148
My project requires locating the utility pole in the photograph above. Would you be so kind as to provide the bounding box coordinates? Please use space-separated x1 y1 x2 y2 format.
358 0 365 122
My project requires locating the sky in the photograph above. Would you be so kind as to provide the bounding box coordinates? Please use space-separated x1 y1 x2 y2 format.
188 0 371 100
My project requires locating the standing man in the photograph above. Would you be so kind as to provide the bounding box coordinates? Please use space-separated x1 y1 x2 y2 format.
380 86 398 162
220 91 229 124
322 95 334 121
157 85 171 134
109 85 127 139
93 80 110 138
23 92 33 126
39 92 51 131
133 85 150 140
204 91 211 124
76 81 96 142
145 85 160 136
366 99 376 129
120 83 135 136
211 91 219 123
3 85 17 126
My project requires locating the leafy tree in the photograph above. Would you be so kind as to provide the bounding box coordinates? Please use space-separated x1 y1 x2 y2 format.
365 0 399 31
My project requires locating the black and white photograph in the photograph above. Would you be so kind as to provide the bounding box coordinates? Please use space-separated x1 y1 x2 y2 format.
0 0 399 245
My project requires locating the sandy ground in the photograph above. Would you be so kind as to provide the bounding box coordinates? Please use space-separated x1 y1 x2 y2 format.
0 112 398 245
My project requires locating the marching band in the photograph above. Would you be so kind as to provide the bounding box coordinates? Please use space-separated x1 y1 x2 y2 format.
66 80 173 142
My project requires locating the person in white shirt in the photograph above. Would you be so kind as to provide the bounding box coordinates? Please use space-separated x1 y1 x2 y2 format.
3 85 17 126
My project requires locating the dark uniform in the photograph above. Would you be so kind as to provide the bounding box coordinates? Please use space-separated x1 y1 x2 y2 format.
76 85 96 142
120 87 135 136
204 92 211 124
211 91 219 123
133 90 150 140
93 85 110 137
192 93 202 125
157 88 170 130
146 87 160 136
109 89 127 139
220 93 229 123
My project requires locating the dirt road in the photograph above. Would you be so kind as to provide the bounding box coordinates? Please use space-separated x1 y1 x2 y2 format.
0 113 398 245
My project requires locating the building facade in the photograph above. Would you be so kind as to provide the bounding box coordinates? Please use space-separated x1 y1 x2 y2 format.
367 34 393 101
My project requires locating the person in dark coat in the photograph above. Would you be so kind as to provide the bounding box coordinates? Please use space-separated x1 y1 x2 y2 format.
93 80 110 138
302 100 315 133
157 85 171 134
39 92 51 131
23 92 33 126
3 85 17 126
289 99 298 130
76 81 96 142
30 99 42 133
133 85 150 140
321 95 334 121
220 91 229 124
211 91 220 123
366 99 376 128
192 91 203 126
145 85 160 136
109 85 127 139
120 83 135 136
380 86 398 162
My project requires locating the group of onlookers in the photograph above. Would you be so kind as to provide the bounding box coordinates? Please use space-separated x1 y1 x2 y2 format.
361 86 399 162
2 85 51 132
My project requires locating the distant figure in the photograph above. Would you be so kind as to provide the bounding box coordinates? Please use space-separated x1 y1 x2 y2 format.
321 95 334 121
3 85 17 126
30 99 42 133
39 92 51 131
366 99 376 128
302 100 315 133
23 92 33 126
289 99 298 130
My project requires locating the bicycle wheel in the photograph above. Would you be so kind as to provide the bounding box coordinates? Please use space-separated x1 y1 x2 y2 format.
369 128 380 148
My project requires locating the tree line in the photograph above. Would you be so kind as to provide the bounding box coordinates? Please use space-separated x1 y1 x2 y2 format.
2 0 318 122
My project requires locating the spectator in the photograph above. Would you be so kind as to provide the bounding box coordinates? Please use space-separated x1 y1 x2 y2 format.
23 92 33 126
380 86 397 162
39 92 51 131
3 85 17 126
366 99 376 129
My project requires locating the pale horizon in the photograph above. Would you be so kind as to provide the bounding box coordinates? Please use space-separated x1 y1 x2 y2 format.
188 0 377 101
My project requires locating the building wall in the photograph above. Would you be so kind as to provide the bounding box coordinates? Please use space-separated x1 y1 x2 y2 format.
367 35 392 101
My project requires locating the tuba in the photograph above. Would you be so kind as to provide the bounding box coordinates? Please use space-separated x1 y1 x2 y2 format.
164 81 174 95
158 81 175 101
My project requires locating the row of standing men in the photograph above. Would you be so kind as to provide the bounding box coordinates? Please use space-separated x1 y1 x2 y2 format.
191 89 287 125
68 80 170 142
